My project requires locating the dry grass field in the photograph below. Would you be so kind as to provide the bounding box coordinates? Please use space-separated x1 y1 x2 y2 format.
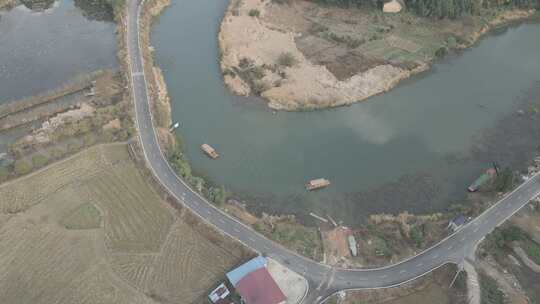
0 144 249 304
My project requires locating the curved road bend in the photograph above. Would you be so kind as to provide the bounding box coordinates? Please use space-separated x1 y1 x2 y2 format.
125 0 540 302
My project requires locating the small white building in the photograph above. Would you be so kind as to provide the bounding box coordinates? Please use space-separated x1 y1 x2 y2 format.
383 0 404 13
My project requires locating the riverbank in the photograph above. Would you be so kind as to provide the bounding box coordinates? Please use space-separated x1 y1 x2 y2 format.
0 0 17 10
135 0 176 152
218 0 536 110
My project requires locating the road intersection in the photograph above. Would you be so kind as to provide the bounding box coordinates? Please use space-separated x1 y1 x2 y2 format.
125 0 540 302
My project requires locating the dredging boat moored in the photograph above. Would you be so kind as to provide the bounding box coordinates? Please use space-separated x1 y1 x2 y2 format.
306 178 330 191
201 144 219 159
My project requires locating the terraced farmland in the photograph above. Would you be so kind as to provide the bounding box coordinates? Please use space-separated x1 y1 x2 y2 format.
0 144 248 304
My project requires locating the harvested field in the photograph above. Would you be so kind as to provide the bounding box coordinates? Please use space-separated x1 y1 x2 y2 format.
60 202 102 230
0 144 248 304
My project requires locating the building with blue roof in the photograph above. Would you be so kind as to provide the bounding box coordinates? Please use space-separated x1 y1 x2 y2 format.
226 256 267 287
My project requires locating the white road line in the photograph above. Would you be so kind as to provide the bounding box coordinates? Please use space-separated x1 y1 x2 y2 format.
399 270 406 274
379 275 388 279
416 263 423 267
433 254 439 259
473 228 479 233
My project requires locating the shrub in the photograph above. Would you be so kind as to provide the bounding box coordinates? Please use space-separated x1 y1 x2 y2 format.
248 9 260 17
410 225 424 248
523 239 540 265
31 154 49 168
277 52 298 67
435 46 448 59
480 273 504 304
14 160 33 175
0 167 9 182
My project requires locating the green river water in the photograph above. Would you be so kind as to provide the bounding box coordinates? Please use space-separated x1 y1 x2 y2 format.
152 1 540 225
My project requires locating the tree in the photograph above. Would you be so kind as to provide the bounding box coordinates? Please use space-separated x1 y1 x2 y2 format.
14 160 32 175
277 52 298 67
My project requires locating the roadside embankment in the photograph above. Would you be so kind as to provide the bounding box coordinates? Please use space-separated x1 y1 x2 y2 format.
327 264 467 304
218 0 536 110
0 0 17 10
135 0 175 152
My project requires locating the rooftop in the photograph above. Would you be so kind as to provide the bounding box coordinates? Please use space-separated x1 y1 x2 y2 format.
226 256 267 287
236 267 286 304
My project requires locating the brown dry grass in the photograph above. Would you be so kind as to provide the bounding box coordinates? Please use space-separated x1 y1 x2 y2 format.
0 144 247 304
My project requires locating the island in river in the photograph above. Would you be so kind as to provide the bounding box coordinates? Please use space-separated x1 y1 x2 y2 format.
219 0 537 110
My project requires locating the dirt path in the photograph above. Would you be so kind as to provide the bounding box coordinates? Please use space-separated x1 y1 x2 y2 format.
464 261 480 304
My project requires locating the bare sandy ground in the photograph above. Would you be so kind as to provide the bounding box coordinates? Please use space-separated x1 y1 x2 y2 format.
219 0 416 110
218 0 535 110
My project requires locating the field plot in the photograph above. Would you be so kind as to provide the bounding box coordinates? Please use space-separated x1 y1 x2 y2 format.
0 144 247 304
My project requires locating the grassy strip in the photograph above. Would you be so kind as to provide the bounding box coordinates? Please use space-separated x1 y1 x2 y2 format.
167 136 230 206
479 272 504 304
254 219 324 261
522 238 540 265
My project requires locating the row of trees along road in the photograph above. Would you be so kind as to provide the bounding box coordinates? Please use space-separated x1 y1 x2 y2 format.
313 0 538 19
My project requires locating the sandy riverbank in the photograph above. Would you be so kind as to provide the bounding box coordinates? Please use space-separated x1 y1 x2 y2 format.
218 0 536 111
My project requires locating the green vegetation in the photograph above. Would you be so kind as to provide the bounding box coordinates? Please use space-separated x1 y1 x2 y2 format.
235 58 268 95
0 167 8 183
254 219 323 260
410 225 425 248
13 160 32 175
277 52 298 67
320 31 365 48
480 272 504 304
168 137 230 206
248 8 260 17
523 238 540 265
492 167 515 192
61 202 102 230
313 0 537 19
31 154 49 169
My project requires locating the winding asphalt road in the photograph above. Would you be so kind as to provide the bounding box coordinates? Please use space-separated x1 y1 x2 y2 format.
125 0 540 302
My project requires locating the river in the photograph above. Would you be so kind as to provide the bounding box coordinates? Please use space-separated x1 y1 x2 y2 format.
0 0 117 103
152 0 540 225
0 0 118 152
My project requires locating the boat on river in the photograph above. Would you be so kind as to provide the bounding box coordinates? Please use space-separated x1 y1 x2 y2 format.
306 178 330 191
201 144 219 159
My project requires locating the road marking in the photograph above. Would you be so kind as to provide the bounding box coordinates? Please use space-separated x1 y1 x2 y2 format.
447 245 453 250
460 237 466 242
218 219 225 224
473 228 479 233
132 72 143 77
416 263 423 267
249 237 256 242
379 275 388 279
205 210 211 215
432 254 439 259
399 270 407 274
